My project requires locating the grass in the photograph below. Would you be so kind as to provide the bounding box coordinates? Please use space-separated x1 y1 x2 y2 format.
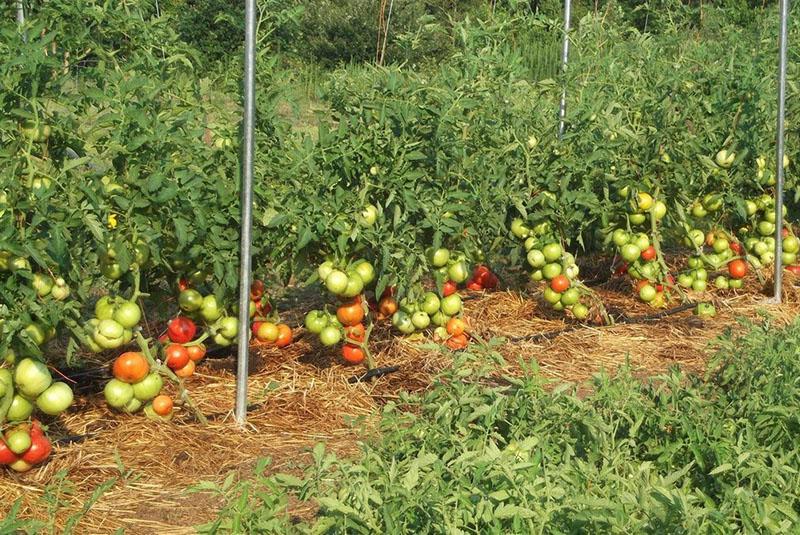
197 316 800 533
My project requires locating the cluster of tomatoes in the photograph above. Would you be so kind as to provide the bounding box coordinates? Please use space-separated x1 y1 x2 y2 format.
427 247 470 286
103 351 174 421
158 317 207 378
306 259 377 365
679 230 747 291
0 420 52 473
176 288 239 347
735 195 798 270
99 240 151 281
512 220 589 319
249 280 293 348
465 265 499 291
0 358 74 472
83 295 143 352
31 273 70 301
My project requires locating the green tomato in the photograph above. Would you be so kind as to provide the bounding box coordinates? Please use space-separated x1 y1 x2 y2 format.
104 379 134 409
620 244 641 263
543 287 562 305
572 303 589 320
560 288 580 306
687 256 702 269
729 278 744 289
431 311 449 327
14 358 53 398
523 237 538 251
213 333 233 347
392 311 415 335
6 395 34 421
758 220 776 236
612 229 629 247
639 284 657 302
123 397 143 414
782 252 797 266
712 238 729 254
325 270 349 295
633 233 650 251
695 302 717 318
341 271 365 298
783 236 800 254
677 273 694 288
753 241 769 256
440 294 462 316
527 249 546 268
691 279 707 292
510 219 531 239
217 317 239 339
200 295 223 322
427 248 451 268
6 430 31 455
357 205 378 227
23 323 47 347
100 259 124 280
113 301 141 329
411 311 431 330
353 260 375 286
318 260 334 281
542 263 562 280
178 289 203 313
629 213 646 225
530 270 543 282
132 373 164 402
694 268 708 282
32 273 54 297
36 382 74 416
420 292 441 316
319 326 342 347
745 200 758 216
760 251 775 265
691 203 707 219
305 310 329 334
651 201 667 221
133 241 151 267
542 243 562 263
447 261 469 284
714 276 729 290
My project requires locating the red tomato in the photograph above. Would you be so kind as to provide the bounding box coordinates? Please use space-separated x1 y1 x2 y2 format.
550 274 570 293
483 273 499 289
345 323 366 343
186 344 206 362
446 317 467 336
640 246 656 262
614 262 629 276
178 278 190 291
275 324 293 348
466 280 483 291
341 344 365 364
728 259 748 280
0 439 20 465
251 321 263 338
22 422 51 465
250 279 265 300
168 317 197 344
786 265 800 275
165 344 190 370
337 299 365 326
443 280 458 297
446 333 469 350
112 352 149 383
782 227 790 238
729 242 743 255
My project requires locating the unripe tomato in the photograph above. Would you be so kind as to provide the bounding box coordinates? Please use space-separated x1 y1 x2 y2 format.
572 303 589 320
36 382 74 416
319 326 342 346
440 294 462 316
427 248 451 268
133 373 163 401
178 289 203 312
542 243 562 263
104 379 134 409
325 270 349 295
256 322 280 342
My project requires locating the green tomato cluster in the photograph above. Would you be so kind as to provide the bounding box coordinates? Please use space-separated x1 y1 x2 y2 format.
426 247 469 284
82 296 142 352
318 259 376 298
392 292 462 335
31 273 71 301
1 358 74 423
99 240 151 281
305 310 344 346
521 237 588 319
104 373 164 414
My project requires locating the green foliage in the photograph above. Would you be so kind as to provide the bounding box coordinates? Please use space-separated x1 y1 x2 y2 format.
204 317 800 533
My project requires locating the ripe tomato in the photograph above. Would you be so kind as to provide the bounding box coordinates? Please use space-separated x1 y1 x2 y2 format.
275 324 293 348
640 245 656 262
466 280 483 291
251 321 264 338
165 344 190 370
446 333 469 350
257 322 280 343
729 242 743 255
728 259 747 280
186 344 206 362
345 323 366 343
174 360 195 378
337 299 365 326
112 352 149 384
158 333 169 345
178 278 190 292
550 274 570 293
782 227 790 238
785 264 800 275
483 273 499 289
446 317 467 336
442 280 458 297
613 262 629 276
152 395 173 416
250 279 265 300
341 344 365 364
168 317 197 344
378 296 398 316
22 422 51 465
381 286 396 299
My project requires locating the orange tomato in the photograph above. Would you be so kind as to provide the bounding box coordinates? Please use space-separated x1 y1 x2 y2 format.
728 259 747 280
378 296 398 316
446 317 467 336
337 299 365 326
186 344 206 362
152 395 173 416
165 344 190 370
345 323 366 343
174 359 195 378
640 245 656 262
446 333 469 350
256 322 279 343
275 324 293 348
341 344 365 364
550 274 570 293
112 352 149 383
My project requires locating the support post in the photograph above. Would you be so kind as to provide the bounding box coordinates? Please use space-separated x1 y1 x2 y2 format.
558 0 572 139
773 0 789 304
235 0 257 425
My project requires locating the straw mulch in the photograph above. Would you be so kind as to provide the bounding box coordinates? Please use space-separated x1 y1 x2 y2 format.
1 270 799 534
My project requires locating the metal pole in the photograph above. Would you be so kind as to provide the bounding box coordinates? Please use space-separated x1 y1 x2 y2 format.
557 0 572 139
773 0 789 304
16 0 24 24
235 0 257 424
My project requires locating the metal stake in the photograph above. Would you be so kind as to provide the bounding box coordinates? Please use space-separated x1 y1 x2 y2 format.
235 0 257 425
773 0 790 304
558 0 572 139
16 0 24 24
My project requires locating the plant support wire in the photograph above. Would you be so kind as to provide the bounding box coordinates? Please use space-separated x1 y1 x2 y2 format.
235 0 257 425
773 0 790 304
557 0 572 139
